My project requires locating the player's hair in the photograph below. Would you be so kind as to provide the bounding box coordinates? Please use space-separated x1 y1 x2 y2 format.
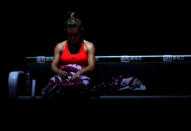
65 12 82 29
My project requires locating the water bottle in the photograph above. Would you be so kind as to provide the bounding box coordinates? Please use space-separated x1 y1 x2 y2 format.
25 69 32 96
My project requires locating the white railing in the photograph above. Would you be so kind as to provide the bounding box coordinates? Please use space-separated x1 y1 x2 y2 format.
25 55 191 63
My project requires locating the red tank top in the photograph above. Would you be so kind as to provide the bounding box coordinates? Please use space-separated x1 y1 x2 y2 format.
60 40 88 69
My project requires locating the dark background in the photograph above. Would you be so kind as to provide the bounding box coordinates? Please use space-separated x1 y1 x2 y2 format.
5 1 191 58
2 1 191 102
